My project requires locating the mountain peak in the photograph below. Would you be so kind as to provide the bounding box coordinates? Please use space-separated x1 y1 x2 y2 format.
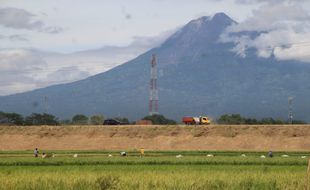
188 13 233 27
213 12 230 20
190 16 211 27
211 12 236 25
184 12 235 32
163 12 236 48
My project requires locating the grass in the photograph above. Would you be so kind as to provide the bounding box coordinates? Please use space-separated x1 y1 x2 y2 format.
0 156 308 166
0 151 309 189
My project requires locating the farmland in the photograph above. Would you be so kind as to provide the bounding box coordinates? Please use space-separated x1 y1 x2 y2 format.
0 151 309 190
1 125 310 189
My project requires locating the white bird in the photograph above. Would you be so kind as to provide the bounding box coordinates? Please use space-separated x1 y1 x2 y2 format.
108 154 113 157
260 155 266 158
301 156 307 159
176 154 183 158
241 154 246 157
281 155 289 158
207 154 214 157
73 154 78 158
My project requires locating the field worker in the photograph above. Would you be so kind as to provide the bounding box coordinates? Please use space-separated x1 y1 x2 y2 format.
120 151 126 156
34 148 39 157
268 151 273 158
140 148 145 157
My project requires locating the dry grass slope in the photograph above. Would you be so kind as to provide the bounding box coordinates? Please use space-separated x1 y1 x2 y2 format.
1 125 310 151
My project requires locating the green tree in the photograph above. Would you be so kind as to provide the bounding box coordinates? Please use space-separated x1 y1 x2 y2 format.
217 114 245 124
72 114 89 125
113 117 129 124
24 113 58 125
244 118 258 125
292 120 307 124
260 117 276 124
0 111 9 124
60 119 72 125
5 112 24 125
90 115 104 125
142 114 176 125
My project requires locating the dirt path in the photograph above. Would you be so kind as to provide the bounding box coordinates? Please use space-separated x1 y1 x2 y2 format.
1 125 310 151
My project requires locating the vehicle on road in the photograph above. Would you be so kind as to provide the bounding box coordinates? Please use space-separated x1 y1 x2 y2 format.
103 119 128 125
182 116 211 125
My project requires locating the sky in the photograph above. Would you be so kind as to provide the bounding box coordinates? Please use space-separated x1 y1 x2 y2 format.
1 0 310 95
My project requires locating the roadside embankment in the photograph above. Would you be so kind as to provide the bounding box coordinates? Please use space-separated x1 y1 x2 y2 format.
0 125 310 151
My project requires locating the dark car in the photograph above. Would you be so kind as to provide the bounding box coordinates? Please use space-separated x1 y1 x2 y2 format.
103 119 128 125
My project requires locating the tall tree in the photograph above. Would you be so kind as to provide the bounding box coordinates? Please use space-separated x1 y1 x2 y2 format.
24 113 58 125
5 112 24 125
90 115 104 125
72 114 89 125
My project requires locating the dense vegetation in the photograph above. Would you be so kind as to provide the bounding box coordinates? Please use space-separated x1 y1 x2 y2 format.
0 112 59 125
142 114 177 125
1 111 307 125
217 114 307 125
0 151 309 190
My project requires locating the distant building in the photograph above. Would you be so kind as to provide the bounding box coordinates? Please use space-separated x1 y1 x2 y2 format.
136 120 152 125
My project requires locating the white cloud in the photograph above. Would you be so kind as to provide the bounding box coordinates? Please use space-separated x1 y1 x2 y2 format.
0 49 89 95
0 30 173 95
9 34 28 42
0 7 62 33
40 66 90 86
220 3 310 62
235 0 306 4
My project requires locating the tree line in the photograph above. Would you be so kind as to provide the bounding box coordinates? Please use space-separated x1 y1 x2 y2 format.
0 112 111 126
0 111 307 125
217 114 307 125
0 111 174 125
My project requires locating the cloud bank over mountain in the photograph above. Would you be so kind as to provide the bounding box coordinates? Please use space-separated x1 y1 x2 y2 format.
0 29 174 95
221 3 310 62
0 1 310 96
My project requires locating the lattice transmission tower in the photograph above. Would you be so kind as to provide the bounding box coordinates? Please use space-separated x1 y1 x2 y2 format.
149 54 158 115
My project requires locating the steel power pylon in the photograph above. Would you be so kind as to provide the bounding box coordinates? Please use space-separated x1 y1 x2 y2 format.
149 54 158 116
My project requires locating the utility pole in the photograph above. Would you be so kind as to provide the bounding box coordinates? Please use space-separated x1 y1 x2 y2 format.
149 54 158 116
44 96 48 114
288 97 293 124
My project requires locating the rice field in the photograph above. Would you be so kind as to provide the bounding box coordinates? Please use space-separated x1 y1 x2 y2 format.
0 150 309 190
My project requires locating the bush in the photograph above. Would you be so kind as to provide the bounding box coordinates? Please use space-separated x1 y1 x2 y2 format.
24 113 59 125
217 114 245 124
0 112 24 125
142 114 176 125
112 117 129 124
72 114 89 125
90 115 104 125
216 114 306 125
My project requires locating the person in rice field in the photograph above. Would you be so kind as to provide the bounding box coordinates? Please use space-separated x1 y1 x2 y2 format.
140 148 145 157
34 148 39 157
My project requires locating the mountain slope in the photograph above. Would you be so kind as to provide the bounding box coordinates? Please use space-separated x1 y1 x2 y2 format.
1 13 310 121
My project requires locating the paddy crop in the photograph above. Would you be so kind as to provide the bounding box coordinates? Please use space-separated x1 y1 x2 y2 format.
0 151 309 190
